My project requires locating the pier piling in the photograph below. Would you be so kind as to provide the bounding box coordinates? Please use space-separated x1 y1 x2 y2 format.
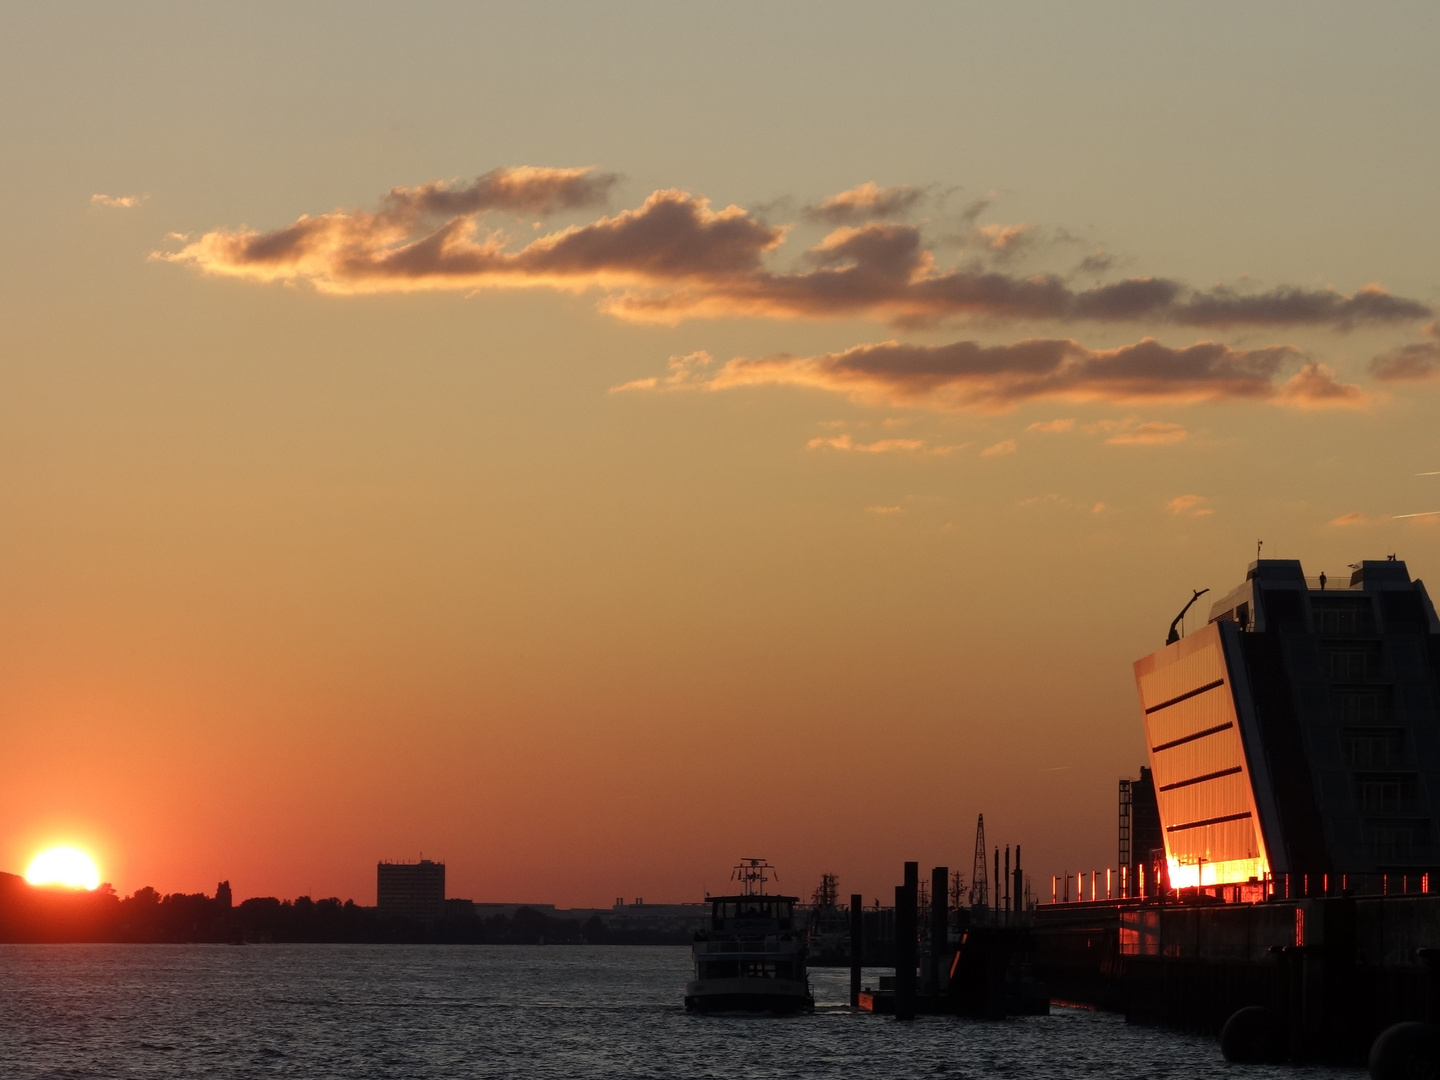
849 893 863 1008
895 862 918 1021
927 866 948 994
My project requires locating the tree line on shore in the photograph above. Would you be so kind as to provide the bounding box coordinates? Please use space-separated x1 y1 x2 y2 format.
0 872 689 945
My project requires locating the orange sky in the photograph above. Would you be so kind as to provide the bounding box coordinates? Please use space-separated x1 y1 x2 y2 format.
2 3 1438 907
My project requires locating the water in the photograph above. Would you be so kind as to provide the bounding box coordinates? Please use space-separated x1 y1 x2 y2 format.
0 944 1362 1079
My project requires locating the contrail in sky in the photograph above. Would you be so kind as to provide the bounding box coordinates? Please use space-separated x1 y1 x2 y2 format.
1394 511 1440 518
1418 471 1440 476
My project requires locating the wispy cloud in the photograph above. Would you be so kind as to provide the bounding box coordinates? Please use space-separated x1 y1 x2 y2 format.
1089 418 1189 445
1167 494 1213 517
1276 363 1368 409
974 223 1033 253
1025 414 1188 444
158 171 1431 332
866 505 903 514
981 439 1018 457
92 193 145 209
1370 323 1440 382
382 166 618 217
610 350 714 393
803 182 923 224
1019 493 1105 514
805 433 963 455
1330 511 1369 526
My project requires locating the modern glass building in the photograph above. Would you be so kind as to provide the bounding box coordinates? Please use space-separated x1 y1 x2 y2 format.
1133 559 1440 889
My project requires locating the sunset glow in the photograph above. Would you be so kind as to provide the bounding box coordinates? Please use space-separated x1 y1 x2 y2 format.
1 5 1437 909
25 847 101 891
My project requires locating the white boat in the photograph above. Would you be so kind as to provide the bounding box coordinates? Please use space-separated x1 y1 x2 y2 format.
684 859 813 1014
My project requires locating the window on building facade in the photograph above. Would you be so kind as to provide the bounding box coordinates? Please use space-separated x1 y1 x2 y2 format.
1342 728 1407 769
1354 772 1420 813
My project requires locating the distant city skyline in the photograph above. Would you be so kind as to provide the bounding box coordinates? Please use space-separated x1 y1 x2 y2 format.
1 2 1437 907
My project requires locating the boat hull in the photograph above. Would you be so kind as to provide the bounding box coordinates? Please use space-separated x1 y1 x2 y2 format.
684 977 813 1014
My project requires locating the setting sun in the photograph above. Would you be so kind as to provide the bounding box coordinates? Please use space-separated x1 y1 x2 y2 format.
25 847 101 891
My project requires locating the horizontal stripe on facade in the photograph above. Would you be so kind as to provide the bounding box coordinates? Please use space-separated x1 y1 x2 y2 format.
1158 765 1244 792
1165 810 1253 834
1144 678 1226 715
1151 721 1235 754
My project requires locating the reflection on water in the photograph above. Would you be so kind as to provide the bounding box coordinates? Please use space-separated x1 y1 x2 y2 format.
0 944 1361 1079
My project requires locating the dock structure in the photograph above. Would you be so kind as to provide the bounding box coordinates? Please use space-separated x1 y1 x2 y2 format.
1031 889 1440 1066
854 856 1047 1020
844 553 1440 1068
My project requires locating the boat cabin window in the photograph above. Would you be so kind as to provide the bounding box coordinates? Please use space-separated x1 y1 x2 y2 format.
710 898 794 924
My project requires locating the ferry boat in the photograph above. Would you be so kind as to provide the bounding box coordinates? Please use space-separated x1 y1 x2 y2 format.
685 859 813 1014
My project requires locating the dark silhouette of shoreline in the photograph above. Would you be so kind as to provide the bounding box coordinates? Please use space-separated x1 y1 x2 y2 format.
0 872 690 945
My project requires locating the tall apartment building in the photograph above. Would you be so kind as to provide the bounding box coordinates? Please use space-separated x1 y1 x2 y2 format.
376 859 446 921
1132 558 1440 888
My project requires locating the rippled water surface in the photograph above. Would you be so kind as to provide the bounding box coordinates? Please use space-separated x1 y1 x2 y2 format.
0 944 1363 1079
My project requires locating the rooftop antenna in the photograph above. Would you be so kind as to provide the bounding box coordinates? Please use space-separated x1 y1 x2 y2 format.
969 814 989 908
1166 588 1210 645
732 858 774 896
1256 539 1263 561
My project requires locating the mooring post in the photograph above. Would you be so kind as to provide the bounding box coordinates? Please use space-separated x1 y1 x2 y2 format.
896 862 918 1021
850 892 863 1008
928 866 948 997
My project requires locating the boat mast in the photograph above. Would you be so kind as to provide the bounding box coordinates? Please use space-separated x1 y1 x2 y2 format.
732 858 775 896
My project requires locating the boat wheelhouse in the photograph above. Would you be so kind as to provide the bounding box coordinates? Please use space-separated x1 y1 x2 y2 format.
685 859 813 1014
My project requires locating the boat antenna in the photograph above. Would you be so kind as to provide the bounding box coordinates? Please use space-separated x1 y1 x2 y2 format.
1166 588 1210 645
732 858 775 896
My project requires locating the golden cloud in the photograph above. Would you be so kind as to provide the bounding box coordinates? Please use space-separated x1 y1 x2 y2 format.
157 170 1432 333
623 336 1340 413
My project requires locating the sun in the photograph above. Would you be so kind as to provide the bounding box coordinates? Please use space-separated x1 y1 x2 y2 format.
25 847 101 890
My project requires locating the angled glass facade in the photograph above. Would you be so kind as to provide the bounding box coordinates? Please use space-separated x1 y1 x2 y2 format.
1135 623 1269 887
